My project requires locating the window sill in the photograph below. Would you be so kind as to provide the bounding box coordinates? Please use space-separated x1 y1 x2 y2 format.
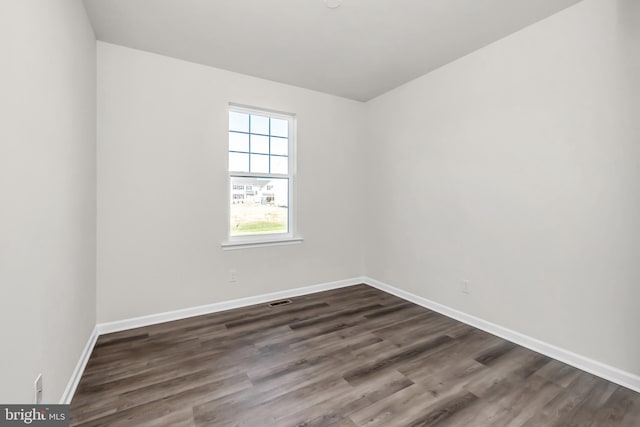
221 236 304 250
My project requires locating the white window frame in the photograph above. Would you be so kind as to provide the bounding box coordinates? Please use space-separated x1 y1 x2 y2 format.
222 104 302 250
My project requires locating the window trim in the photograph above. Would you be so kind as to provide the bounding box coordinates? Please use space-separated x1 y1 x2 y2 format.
222 104 302 249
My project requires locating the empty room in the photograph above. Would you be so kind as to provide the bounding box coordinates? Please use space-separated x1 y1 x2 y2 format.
2 0 640 425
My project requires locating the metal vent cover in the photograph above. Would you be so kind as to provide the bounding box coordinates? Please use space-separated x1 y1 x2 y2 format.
268 299 292 307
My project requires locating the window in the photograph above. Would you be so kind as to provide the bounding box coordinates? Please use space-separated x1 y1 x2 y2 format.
224 105 301 248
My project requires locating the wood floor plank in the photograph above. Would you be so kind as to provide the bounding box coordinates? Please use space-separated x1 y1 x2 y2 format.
534 359 583 388
343 335 454 385
349 369 415 405
520 371 604 427
268 384 372 427
349 383 437 427
70 284 640 427
402 390 479 427
587 386 640 427
469 373 564 426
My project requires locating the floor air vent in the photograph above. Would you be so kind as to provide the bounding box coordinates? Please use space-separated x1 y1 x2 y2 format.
268 299 292 307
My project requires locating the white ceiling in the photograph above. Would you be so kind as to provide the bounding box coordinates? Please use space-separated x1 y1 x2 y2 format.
83 0 581 101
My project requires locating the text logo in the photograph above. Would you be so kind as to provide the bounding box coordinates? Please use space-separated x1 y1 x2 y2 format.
0 405 69 426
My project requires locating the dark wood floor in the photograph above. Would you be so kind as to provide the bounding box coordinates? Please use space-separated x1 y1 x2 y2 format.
71 284 640 427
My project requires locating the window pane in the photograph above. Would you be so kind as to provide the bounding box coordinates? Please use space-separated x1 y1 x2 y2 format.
250 114 269 135
230 177 288 236
229 111 249 132
229 132 249 152
250 154 269 173
270 156 288 174
229 152 249 172
270 137 288 156
270 118 288 137
250 134 269 154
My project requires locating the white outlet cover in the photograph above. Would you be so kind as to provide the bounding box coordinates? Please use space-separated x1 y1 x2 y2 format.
34 374 43 404
461 281 470 294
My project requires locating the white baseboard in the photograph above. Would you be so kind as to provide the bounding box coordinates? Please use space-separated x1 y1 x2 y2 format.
59 326 98 404
62 277 364 404
362 276 640 394
96 277 366 335
62 275 639 404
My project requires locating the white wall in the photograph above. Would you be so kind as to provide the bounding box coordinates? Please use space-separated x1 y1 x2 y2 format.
96 42 365 322
365 0 640 375
0 0 96 403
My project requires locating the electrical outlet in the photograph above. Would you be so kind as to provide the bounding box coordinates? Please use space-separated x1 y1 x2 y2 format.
229 270 237 283
34 374 42 404
461 280 470 295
